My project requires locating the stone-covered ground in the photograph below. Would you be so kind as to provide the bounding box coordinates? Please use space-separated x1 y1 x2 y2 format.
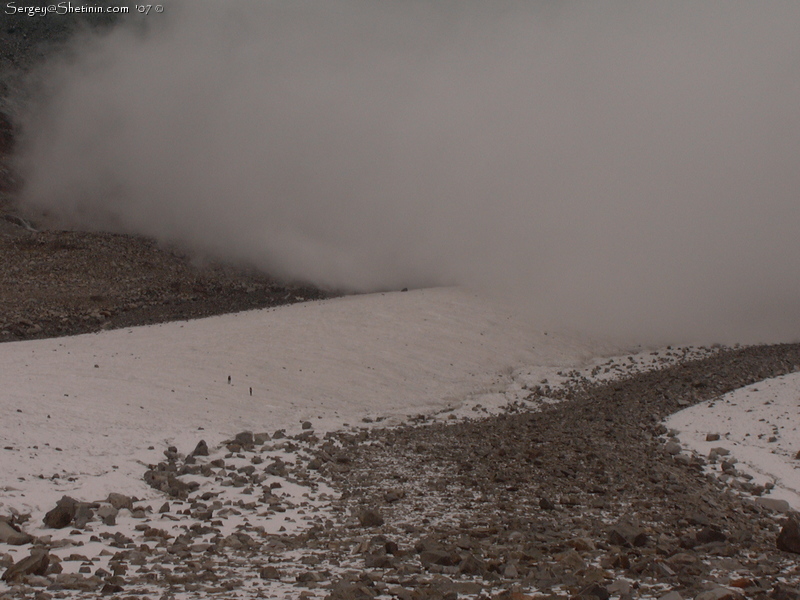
2 344 800 599
0 223 334 342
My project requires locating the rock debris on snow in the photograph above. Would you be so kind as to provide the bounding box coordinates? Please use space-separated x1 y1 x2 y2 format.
3 345 798 597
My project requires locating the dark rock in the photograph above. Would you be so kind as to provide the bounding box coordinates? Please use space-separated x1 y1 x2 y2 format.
43 496 78 529
101 583 124 594
259 565 282 580
364 552 395 568
695 588 744 600
2 549 49 581
540 497 556 510
385 540 399 555
419 549 459 567
458 553 485 575
608 523 648 548
358 509 384 527
770 583 800 600
265 459 287 476
777 518 800 554
577 583 611 600
503 561 520 578
191 440 209 456
384 488 405 503
234 431 254 446
143 470 194 498
326 581 377 600
254 432 271 444
696 527 727 544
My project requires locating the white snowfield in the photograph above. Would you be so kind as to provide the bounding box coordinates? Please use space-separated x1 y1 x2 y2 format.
666 373 800 510
0 285 798 536
0 287 622 518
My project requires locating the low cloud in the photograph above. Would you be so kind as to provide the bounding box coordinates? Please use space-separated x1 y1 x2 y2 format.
15 1 800 344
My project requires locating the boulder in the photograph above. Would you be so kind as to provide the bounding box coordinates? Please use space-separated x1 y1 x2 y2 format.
191 440 209 456
777 518 800 554
0 519 33 545
73 503 94 528
458 553 485 575
577 583 611 600
107 493 133 510
419 549 459 567
695 587 744 600
97 505 118 526
755 497 792 513
696 527 727 544
260 565 282 580
539 497 556 510
383 489 405 503
608 522 648 548
2 550 49 582
234 431 254 446
770 583 800 600
358 508 384 527
43 496 78 529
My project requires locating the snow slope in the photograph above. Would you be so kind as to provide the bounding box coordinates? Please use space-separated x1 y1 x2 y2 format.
666 372 800 510
2 285 798 534
2 285 800 598
0 287 622 517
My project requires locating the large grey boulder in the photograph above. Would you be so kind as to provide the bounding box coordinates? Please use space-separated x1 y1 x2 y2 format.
1 549 49 582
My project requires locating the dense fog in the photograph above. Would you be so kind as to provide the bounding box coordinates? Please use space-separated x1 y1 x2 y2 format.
16 1 800 343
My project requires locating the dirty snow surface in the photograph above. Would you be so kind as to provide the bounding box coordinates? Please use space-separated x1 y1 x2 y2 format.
666 372 800 510
0 287 625 595
1 286 798 597
0 288 621 511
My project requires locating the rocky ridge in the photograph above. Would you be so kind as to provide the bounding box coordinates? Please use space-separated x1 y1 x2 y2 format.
0 221 335 342
0 13 342 344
